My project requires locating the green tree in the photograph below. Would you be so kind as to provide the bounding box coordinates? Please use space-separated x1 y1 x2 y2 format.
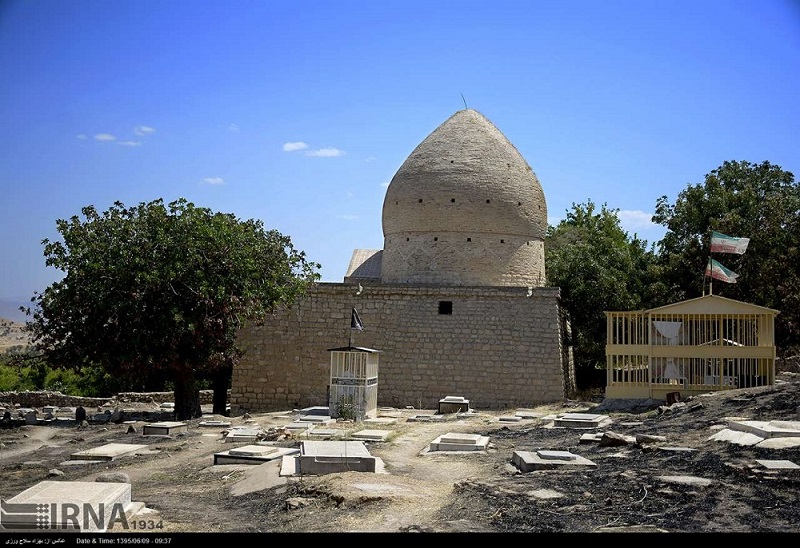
546 201 663 388
653 160 800 356
23 198 320 419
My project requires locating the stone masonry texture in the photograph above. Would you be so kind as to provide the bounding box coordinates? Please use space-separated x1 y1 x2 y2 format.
231 283 572 415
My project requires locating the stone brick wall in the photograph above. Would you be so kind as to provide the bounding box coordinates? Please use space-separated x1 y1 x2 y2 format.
231 283 573 415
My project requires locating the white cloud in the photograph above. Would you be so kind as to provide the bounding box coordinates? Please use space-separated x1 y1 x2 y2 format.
617 210 656 231
76 134 88 140
134 125 155 136
283 141 308 152
118 140 142 147
94 133 116 142
228 124 240 132
364 156 376 163
306 147 344 158
203 177 225 185
338 214 358 220
381 181 391 188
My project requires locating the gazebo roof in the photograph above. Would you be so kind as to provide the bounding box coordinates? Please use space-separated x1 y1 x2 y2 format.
644 294 779 315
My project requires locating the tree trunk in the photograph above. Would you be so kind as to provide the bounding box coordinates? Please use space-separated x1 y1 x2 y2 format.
212 364 231 416
173 366 202 420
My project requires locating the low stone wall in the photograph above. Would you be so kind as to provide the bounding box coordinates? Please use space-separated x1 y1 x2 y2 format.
0 389 224 409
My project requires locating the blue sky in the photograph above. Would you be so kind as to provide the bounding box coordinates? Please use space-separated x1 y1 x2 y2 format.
1 0 798 322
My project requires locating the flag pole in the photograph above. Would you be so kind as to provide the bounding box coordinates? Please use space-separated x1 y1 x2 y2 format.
708 256 713 295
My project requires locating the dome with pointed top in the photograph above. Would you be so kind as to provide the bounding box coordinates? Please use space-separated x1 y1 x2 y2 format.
380 109 547 286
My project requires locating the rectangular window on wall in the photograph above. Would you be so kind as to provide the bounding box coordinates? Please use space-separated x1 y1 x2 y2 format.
438 301 453 315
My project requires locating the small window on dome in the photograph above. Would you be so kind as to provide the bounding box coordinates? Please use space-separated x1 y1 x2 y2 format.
438 301 453 315
434 237 438 241
486 199 491 203
450 198 455 203
419 199 423 203
500 239 505 243
406 237 409 241
467 237 471 242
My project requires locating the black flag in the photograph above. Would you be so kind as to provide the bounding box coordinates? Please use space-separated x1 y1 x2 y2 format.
351 308 363 331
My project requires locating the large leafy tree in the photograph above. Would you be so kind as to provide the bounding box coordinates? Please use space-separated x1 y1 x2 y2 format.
653 160 800 356
24 198 320 419
546 201 663 388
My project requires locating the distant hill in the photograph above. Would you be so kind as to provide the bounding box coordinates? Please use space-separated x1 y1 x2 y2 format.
0 317 32 352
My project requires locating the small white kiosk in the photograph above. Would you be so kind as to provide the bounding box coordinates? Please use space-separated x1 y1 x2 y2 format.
327 346 380 421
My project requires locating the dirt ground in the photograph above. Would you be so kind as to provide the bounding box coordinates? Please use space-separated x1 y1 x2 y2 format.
1 373 800 536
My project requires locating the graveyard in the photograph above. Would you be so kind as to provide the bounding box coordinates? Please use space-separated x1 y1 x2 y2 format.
1 373 800 533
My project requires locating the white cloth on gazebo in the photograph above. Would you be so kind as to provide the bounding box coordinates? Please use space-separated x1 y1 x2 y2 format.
653 321 683 380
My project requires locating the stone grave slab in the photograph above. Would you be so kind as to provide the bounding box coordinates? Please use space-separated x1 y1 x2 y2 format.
198 420 232 428
351 429 391 442
552 413 612 429
708 428 764 446
213 444 299 465
225 427 264 443
284 421 315 433
363 417 398 425
757 437 800 449
438 396 470 414
658 446 698 454
498 416 522 422
429 432 490 452
2 480 141 532
579 433 604 444
377 408 403 418
656 475 712 487
527 488 564 500
457 410 481 418
298 415 335 425
299 406 330 416
280 440 385 475
755 459 800 470
303 428 344 439
512 449 597 472
515 409 544 419
538 450 577 461
142 421 188 436
70 443 149 462
727 420 800 439
407 414 445 422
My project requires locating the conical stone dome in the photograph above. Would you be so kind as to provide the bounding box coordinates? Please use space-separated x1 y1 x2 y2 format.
381 109 547 286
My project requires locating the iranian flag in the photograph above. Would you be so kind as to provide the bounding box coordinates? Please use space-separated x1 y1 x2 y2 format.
710 231 749 254
705 258 739 283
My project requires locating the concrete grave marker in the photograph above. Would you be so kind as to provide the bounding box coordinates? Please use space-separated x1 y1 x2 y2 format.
70 443 149 462
142 421 188 436
224 427 264 443
438 396 470 414
2 480 147 532
552 413 612 429
351 429 392 442
280 440 385 476
428 432 490 452
755 459 800 470
213 445 299 465
512 450 596 472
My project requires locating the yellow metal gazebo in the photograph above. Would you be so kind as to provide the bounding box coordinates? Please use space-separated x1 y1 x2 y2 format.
604 295 778 400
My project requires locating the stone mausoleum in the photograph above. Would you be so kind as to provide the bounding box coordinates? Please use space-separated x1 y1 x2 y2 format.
231 109 575 414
